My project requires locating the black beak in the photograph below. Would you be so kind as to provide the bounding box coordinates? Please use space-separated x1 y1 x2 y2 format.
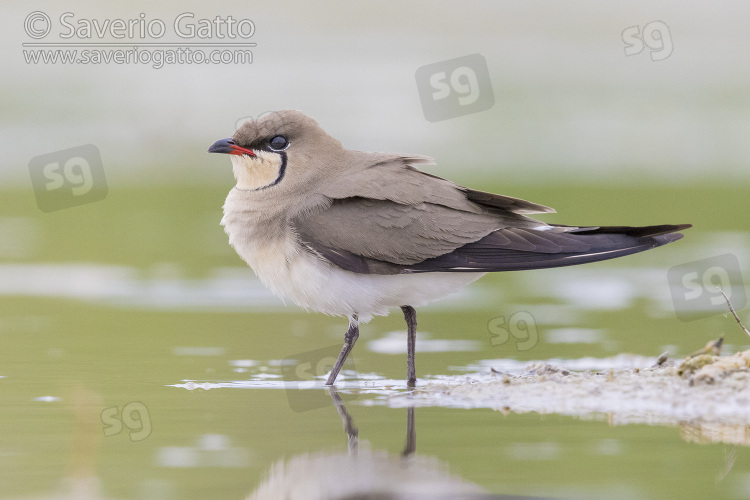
208 138 256 157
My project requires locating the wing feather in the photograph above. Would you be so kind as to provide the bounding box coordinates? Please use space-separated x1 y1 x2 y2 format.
290 155 689 275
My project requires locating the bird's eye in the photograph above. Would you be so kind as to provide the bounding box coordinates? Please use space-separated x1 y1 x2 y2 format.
269 135 289 151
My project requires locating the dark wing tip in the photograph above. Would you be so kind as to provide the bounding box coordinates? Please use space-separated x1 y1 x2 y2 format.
560 223 692 238
402 223 692 274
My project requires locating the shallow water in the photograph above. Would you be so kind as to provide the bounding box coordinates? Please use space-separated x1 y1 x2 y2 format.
1 185 749 499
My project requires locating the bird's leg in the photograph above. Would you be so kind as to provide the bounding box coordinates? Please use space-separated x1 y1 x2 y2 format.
326 315 359 386
401 305 417 388
401 406 416 457
328 387 359 456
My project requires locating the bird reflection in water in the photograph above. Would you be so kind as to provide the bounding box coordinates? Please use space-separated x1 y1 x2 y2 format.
246 388 555 500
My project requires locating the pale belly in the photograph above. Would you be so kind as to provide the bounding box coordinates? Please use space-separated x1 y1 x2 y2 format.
236 234 485 322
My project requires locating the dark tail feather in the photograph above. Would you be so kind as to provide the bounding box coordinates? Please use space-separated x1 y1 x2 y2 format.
406 223 692 273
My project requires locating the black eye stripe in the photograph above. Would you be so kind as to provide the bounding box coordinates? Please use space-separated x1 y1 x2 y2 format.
236 135 290 152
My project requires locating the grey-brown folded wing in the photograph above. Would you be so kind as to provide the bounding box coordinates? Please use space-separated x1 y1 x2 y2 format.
293 197 501 266
292 196 593 275
292 196 690 275
294 156 690 275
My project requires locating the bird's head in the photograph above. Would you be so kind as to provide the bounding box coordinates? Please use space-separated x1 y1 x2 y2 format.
208 110 344 192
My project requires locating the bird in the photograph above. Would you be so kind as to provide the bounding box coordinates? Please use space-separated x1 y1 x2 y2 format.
208 110 691 388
